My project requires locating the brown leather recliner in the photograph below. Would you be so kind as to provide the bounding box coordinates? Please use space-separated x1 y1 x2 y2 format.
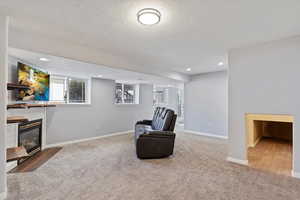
135 107 177 159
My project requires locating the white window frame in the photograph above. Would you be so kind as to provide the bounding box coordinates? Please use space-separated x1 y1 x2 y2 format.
115 82 140 105
50 75 91 105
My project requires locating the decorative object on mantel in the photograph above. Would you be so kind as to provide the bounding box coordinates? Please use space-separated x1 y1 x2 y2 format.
7 116 29 124
7 103 56 109
7 146 29 162
7 83 30 90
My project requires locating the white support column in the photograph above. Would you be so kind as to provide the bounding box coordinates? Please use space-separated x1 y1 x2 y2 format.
0 15 9 200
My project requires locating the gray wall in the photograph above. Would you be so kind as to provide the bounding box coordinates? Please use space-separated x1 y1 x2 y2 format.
7 56 154 145
46 79 153 145
228 36 300 172
184 71 228 137
0 15 8 199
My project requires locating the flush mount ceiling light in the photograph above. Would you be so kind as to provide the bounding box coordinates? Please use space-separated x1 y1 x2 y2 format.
186 68 191 72
218 62 224 66
39 58 50 62
137 8 161 25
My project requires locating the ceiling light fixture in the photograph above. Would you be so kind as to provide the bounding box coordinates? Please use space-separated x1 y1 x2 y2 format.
39 58 50 62
97 75 103 78
186 68 191 72
137 8 161 25
218 62 224 66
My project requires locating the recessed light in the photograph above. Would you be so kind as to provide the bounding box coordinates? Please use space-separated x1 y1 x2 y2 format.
39 58 50 62
97 75 103 78
186 68 191 72
137 8 161 25
218 62 224 66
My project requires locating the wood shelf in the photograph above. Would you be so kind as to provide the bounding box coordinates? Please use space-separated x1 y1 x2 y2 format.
7 103 27 110
7 83 30 90
7 116 29 124
9 147 62 173
27 104 57 108
7 146 29 162
7 103 56 110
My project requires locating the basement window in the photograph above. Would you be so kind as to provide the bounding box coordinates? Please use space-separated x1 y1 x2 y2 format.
50 75 91 104
115 82 140 104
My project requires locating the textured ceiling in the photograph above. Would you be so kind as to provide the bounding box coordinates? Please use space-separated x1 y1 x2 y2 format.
1 0 300 76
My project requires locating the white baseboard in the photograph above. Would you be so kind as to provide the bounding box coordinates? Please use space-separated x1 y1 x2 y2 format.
0 189 7 200
184 130 228 140
45 130 133 148
227 157 248 166
292 170 300 179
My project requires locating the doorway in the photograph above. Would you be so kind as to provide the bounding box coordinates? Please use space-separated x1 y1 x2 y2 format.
153 85 184 131
246 114 293 176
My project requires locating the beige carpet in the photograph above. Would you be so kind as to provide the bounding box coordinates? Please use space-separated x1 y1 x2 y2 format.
6 132 300 200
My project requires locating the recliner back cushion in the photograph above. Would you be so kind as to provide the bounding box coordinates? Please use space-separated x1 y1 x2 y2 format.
152 108 174 131
152 107 165 130
161 110 175 131
152 107 160 123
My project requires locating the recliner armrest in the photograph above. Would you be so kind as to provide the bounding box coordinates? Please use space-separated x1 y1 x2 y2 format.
136 120 152 126
140 131 175 138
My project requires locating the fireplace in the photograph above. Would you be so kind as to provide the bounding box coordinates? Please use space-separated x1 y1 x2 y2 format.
18 119 42 164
